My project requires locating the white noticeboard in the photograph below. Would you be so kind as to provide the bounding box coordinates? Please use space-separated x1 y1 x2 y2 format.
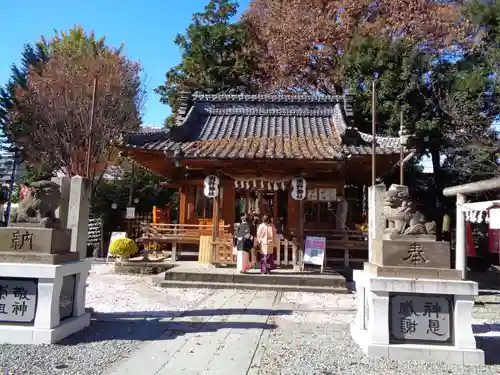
490 208 500 229
303 236 326 272
318 188 336 201
125 207 135 219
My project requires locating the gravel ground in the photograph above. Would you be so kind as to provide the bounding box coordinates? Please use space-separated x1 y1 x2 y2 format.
259 289 500 375
259 322 500 375
0 264 215 375
1 264 500 375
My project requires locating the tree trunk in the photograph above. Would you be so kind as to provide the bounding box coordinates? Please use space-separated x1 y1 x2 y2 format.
431 148 444 241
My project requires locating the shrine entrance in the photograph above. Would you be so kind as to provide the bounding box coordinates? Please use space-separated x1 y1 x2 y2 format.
234 187 288 232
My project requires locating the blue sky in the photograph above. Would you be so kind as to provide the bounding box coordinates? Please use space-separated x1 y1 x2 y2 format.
0 0 250 128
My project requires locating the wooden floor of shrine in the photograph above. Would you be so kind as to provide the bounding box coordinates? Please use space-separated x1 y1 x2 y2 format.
157 262 349 293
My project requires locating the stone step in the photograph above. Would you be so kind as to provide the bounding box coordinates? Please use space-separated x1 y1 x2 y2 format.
164 270 346 288
157 279 349 293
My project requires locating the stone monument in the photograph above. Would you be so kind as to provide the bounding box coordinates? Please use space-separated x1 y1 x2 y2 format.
351 184 484 365
0 178 91 344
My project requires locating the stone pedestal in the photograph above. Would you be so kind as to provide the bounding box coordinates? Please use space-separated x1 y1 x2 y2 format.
365 236 462 280
0 260 91 344
350 270 484 365
0 227 79 264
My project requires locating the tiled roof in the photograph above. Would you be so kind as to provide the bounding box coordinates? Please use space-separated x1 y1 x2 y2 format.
118 94 403 160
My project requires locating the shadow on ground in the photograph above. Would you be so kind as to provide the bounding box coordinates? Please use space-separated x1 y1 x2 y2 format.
476 336 500 365
91 308 293 319
479 290 500 296
58 308 288 345
473 323 500 364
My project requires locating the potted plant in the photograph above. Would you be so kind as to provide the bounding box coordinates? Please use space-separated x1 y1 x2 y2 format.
108 237 137 262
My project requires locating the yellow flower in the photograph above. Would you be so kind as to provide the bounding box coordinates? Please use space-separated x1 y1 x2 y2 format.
109 237 137 257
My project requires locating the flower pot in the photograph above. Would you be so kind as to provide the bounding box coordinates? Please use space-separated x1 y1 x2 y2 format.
116 254 130 264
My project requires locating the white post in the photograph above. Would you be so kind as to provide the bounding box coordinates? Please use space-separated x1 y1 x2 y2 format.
51 176 71 227
67 176 91 259
456 193 466 279
368 184 386 263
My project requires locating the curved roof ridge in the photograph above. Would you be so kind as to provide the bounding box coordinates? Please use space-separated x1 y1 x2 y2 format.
192 93 346 103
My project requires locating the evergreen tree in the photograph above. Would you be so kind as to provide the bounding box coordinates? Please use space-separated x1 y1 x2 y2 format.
155 0 263 127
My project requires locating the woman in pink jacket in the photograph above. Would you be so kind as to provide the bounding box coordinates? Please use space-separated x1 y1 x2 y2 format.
256 215 278 274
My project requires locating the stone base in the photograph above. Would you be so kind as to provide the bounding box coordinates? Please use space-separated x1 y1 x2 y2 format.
0 260 91 344
0 252 79 264
363 262 462 280
0 227 71 254
114 260 175 275
351 326 484 365
0 313 91 344
371 238 450 269
350 270 484 365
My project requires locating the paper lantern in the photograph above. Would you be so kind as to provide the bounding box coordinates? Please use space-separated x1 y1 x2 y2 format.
291 177 307 200
203 175 220 198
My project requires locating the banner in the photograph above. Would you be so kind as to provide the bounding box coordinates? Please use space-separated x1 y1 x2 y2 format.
466 222 476 257
489 228 500 254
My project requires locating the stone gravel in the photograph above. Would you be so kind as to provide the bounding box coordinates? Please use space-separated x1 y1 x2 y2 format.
259 321 500 375
258 290 500 375
1 264 500 375
0 264 215 375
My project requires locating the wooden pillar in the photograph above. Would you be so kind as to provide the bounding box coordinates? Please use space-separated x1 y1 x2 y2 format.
245 190 250 215
211 193 220 262
294 199 304 271
273 191 278 223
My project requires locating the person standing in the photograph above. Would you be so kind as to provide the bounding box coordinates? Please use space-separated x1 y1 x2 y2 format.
234 215 253 273
257 215 278 274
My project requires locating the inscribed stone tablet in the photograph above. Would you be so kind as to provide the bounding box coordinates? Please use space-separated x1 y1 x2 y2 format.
390 294 452 343
0 278 37 323
59 274 76 320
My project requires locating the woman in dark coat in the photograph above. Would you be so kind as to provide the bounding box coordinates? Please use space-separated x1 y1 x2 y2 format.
234 214 253 273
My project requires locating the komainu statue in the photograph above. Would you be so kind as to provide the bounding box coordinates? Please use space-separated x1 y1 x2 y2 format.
383 184 436 238
10 180 62 228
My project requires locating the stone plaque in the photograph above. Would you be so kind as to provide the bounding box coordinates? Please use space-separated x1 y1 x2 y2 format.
371 239 450 269
0 227 71 254
59 274 76 321
390 294 453 343
0 278 38 323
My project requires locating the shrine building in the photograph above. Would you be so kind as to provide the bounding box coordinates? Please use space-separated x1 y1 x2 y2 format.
115 93 406 266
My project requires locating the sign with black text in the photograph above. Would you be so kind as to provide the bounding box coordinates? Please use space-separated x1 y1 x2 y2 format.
0 278 37 323
389 294 452 343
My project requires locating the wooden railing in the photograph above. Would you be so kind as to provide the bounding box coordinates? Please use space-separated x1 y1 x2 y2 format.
138 223 367 268
211 229 368 269
139 223 230 260
304 229 368 269
274 229 368 269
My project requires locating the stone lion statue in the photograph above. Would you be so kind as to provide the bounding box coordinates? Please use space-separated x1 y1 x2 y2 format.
383 184 436 238
10 180 62 228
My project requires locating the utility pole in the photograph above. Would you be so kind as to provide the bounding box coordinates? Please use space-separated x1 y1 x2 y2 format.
86 77 97 178
371 80 376 186
5 150 18 226
400 111 404 185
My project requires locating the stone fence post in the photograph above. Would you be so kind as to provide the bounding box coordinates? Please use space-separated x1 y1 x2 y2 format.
67 176 91 259
51 176 71 228
368 184 386 263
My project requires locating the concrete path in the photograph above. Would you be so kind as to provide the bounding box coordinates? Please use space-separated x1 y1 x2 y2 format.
103 289 280 375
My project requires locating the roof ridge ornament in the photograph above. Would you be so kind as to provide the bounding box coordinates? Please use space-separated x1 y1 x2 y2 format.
192 93 346 103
